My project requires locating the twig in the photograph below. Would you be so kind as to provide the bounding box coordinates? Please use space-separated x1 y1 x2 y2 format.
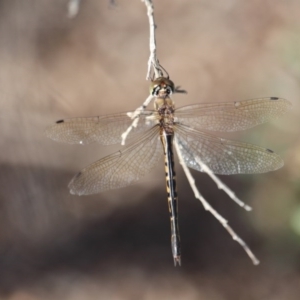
68 0 81 18
142 0 161 79
194 157 252 211
174 137 260 265
121 94 154 145
121 0 160 145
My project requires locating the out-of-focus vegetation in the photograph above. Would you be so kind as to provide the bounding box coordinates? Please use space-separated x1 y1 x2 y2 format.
0 0 300 299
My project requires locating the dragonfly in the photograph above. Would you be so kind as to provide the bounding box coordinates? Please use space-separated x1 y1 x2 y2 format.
45 77 290 266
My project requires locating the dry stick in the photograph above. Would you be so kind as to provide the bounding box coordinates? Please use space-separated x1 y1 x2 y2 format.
194 157 252 211
142 0 161 79
68 0 81 18
67 0 116 18
121 0 159 145
121 94 154 145
174 137 260 265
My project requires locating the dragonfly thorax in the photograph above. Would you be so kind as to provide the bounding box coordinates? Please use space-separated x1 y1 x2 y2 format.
155 97 175 134
151 77 176 134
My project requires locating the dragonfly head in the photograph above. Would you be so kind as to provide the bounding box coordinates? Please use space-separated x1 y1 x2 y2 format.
150 77 175 99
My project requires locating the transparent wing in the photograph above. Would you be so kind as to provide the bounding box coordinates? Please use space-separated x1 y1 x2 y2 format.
45 111 157 145
175 125 283 175
175 98 291 132
69 126 162 195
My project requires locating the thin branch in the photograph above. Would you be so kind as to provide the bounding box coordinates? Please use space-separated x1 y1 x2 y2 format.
68 0 81 18
121 0 160 145
121 94 154 145
142 0 161 79
174 137 260 265
68 0 117 18
194 157 252 211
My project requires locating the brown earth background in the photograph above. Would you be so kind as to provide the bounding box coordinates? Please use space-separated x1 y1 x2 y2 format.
0 0 300 299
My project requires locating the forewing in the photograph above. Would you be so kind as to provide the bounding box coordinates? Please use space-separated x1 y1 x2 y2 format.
175 125 283 175
175 98 291 132
45 111 157 145
69 126 162 195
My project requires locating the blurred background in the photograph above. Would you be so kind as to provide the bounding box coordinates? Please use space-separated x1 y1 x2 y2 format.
0 0 300 299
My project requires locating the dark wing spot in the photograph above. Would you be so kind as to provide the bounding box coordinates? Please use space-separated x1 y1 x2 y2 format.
270 97 279 100
56 119 64 124
266 148 274 153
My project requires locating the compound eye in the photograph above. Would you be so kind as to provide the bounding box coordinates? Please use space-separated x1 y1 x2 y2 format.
152 86 160 96
166 87 172 95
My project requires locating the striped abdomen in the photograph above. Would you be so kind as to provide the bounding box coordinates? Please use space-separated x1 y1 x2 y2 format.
160 130 181 266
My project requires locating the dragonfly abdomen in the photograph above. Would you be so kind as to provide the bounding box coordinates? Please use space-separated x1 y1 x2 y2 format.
160 131 181 266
